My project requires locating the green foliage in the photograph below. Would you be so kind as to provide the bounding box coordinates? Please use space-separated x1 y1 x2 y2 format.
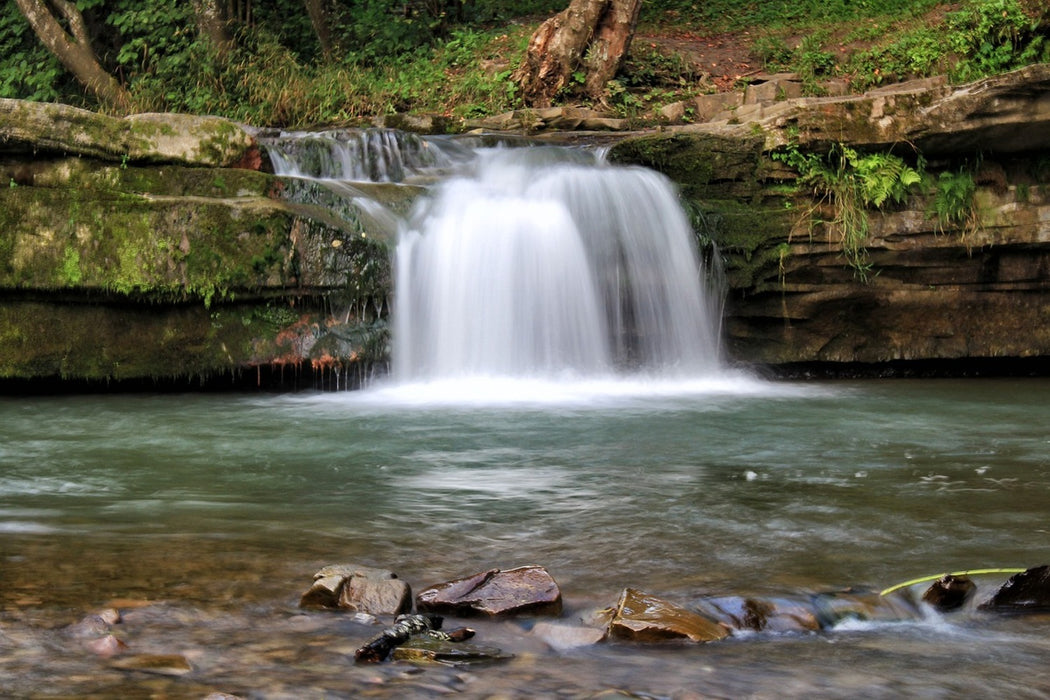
773 143 923 278
620 45 701 88
930 169 978 242
843 0 1049 88
845 26 947 89
792 31 837 90
649 0 943 32
752 35 794 71
1 0 1048 126
946 0 1050 82
0 2 77 102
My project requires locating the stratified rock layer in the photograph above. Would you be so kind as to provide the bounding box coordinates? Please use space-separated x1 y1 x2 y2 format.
610 66 1050 372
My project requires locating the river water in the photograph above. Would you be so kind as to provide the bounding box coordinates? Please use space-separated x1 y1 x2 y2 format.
2 377 1049 698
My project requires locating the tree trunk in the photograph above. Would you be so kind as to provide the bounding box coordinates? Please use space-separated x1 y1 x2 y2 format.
581 0 641 100
13 0 131 112
512 0 641 108
303 0 334 58
192 0 234 57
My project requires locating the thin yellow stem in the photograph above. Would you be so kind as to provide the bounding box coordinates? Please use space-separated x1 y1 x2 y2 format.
879 568 1028 597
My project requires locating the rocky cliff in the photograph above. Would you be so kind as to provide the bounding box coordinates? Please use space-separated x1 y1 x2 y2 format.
0 100 390 390
609 64 1050 375
2 65 1049 389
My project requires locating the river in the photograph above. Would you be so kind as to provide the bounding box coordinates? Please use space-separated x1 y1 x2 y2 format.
2 377 1049 697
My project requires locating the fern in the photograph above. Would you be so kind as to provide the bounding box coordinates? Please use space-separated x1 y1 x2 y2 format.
930 169 979 250
773 142 923 279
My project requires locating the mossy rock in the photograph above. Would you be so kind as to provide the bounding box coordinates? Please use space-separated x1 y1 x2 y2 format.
693 198 798 292
607 132 764 197
0 298 385 383
0 99 256 167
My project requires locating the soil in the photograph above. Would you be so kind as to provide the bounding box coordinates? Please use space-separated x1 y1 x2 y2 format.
635 29 762 92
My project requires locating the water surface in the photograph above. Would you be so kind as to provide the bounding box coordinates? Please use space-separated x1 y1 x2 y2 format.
1 378 1049 697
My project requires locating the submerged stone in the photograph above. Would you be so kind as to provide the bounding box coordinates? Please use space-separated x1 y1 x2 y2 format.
608 588 729 643
811 588 922 628
111 653 193 676
392 637 512 665
531 621 607 650
694 596 819 633
415 565 562 617
86 634 128 658
980 565 1050 613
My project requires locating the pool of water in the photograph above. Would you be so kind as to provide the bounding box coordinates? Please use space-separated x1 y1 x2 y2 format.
2 377 1049 698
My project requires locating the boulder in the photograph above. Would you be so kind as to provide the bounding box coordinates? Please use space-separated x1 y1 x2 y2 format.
922 575 976 612
691 91 744 121
744 74 804 104
299 575 346 609
338 576 412 616
415 565 562 617
608 588 729 643
300 564 411 615
979 565 1050 613
0 99 258 168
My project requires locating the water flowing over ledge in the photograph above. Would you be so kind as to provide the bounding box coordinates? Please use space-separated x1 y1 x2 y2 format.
265 129 728 393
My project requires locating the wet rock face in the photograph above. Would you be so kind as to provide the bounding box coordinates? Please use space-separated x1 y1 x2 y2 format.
608 588 729 643
980 565 1050 613
415 566 563 617
609 68 1050 374
694 596 819 633
923 575 976 612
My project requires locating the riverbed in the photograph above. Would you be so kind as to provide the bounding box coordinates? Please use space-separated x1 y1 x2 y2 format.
2 376 1049 697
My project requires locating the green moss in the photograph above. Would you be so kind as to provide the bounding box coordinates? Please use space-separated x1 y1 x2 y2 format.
608 132 765 197
0 185 311 303
688 197 797 291
60 245 82 285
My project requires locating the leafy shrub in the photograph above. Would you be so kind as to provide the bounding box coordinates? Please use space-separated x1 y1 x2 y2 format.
620 45 701 88
947 0 1050 82
0 2 80 103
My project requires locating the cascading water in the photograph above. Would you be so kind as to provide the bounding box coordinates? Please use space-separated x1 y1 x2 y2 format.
263 129 727 393
394 147 723 381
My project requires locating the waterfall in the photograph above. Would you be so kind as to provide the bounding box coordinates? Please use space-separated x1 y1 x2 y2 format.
395 147 723 381
263 130 725 389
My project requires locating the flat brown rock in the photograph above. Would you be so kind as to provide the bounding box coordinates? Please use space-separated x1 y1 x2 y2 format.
609 588 729 643
416 565 562 617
